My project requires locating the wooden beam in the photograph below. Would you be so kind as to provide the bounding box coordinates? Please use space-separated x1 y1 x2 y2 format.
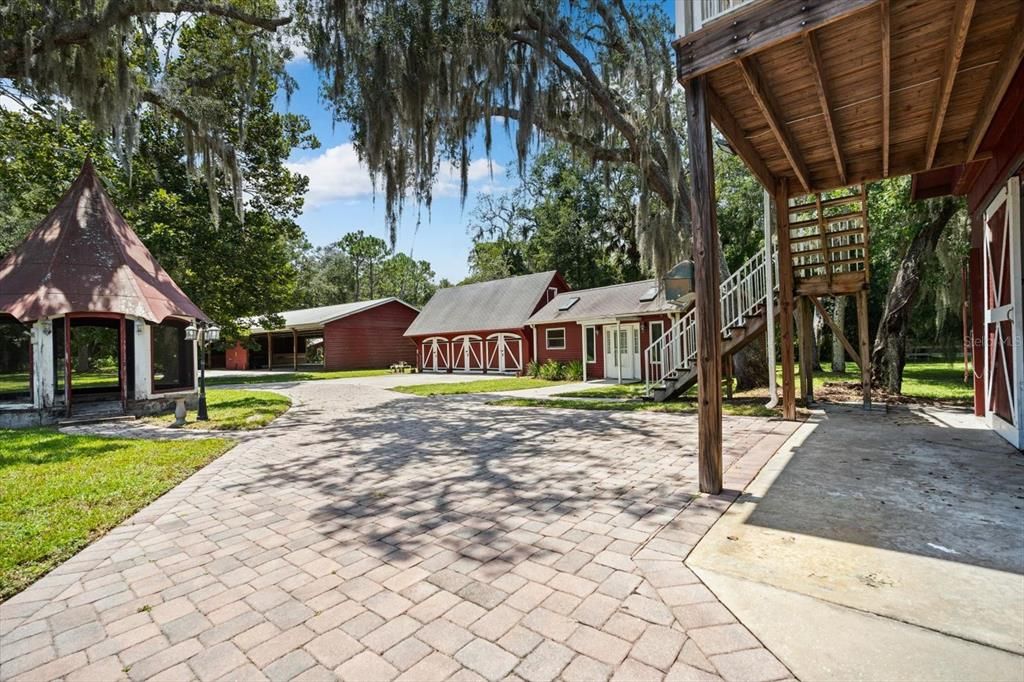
856 289 872 408
738 56 812 193
881 0 891 178
798 296 815 404
776 179 798 420
926 0 976 170
707 84 775 191
966 1 1024 161
674 0 878 82
292 329 298 371
803 31 845 185
684 75 724 495
810 296 862 368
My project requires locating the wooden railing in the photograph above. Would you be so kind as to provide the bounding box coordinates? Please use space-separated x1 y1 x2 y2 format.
785 185 869 296
677 0 757 35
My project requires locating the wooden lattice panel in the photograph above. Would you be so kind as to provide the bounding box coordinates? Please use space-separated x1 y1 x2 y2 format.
787 185 870 296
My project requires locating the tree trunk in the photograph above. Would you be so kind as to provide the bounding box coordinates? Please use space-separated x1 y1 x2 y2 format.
76 342 90 373
871 197 959 392
831 296 847 372
812 306 824 371
733 331 770 390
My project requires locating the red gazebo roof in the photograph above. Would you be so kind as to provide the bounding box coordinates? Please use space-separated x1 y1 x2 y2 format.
0 160 207 324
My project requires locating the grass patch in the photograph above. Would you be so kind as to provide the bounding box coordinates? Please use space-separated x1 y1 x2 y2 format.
554 384 647 399
392 377 566 396
205 368 390 386
147 389 291 430
489 396 777 417
766 360 972 404
0 428 232 599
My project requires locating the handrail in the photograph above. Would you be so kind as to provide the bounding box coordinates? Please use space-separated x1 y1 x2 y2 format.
645 246 779 396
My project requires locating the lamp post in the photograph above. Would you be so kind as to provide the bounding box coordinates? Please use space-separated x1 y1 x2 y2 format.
185 321 221 421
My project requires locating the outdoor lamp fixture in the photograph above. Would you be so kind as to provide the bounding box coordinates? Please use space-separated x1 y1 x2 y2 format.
187 321 221 421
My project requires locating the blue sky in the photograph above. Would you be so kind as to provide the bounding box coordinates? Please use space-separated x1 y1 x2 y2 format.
275 59 517 284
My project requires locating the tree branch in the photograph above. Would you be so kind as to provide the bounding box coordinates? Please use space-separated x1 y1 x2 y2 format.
1 0 290 78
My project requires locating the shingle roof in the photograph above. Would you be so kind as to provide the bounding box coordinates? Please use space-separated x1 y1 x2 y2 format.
405 271 560 337
527 279 676 325
249 298 417 332
0 160 207 324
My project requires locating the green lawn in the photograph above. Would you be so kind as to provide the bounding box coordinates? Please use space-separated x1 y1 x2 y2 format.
0 429 232 599
391 377 567 396
554 384 648 399
147 389 291 430
0 370 121 394
776 360 972 404
205 368 389 386
490 396 776 417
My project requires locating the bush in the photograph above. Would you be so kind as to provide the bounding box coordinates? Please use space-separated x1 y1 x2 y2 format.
526 360 542 378
539 359 565 381
564 360 584 381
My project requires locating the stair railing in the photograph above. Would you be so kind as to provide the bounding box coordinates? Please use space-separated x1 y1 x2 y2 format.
644 247 779 396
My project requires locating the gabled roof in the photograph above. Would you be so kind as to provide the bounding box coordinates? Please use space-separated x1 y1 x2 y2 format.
0 160 207 324
528 279 675 325
248 298 418 333
405 271 561 337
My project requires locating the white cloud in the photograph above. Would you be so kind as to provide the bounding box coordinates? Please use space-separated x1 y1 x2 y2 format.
287 143 505 208
287 143 374 207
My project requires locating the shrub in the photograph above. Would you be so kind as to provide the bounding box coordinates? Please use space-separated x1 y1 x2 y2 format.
564 360 584 381
526 360 541 378
539 359 565 381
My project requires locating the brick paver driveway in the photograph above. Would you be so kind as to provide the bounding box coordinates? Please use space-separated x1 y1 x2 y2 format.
1 378 798 682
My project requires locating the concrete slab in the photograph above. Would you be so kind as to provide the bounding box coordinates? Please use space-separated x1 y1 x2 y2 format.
688 404 1024 680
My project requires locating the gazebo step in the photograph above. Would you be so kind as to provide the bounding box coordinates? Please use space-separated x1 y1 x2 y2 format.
59 414 134 427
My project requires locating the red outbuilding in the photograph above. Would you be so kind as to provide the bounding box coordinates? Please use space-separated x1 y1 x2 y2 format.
527 280 678 384
229 298 420 372
404 271 569 374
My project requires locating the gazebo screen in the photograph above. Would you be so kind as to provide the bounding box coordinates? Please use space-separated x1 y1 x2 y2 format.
0 315 31 403
152 320 194 391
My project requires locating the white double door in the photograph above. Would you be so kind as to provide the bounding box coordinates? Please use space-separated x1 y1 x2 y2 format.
604 323 641 381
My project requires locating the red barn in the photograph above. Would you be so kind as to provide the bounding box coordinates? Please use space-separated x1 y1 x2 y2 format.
230 298 419 372
528 280 678 383
404 271 569 374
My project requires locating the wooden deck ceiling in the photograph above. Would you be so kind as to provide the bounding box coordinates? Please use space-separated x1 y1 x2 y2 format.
674 0 1024 195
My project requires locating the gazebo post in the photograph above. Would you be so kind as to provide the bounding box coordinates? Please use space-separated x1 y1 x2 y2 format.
64 316 72 417
119 315 127 411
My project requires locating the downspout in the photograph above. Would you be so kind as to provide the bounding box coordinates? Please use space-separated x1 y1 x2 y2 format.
616 320 622 385
581 324 588 383
764 188 779 409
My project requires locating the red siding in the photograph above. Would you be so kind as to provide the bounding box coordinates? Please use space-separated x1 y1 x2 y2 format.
534 323 583 366
323 301 418 370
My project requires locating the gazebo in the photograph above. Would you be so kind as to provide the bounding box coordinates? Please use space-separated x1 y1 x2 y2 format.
0 160 207 425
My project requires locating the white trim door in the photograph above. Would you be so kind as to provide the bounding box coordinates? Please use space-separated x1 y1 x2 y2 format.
452 335 484 372
486 333 523 374
603 323 641 380
983 176 1024 447
422 337 451 373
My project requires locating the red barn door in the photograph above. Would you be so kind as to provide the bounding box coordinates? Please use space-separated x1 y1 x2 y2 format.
983 176 1023 447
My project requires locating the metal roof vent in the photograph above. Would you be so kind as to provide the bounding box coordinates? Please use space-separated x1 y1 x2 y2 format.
558 296 580 311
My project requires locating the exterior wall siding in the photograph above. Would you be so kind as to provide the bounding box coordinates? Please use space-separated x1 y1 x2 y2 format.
324 300 418 370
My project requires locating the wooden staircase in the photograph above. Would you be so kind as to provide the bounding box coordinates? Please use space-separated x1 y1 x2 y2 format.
648 300 777 402
645 246 778 403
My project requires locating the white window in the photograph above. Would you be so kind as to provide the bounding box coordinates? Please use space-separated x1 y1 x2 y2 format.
548 286 558 302
650 321 664 363
545 327 566 350
585 327 596 363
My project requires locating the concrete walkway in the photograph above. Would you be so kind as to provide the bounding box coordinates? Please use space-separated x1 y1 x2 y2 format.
688 404 1024 682
1 376 799 682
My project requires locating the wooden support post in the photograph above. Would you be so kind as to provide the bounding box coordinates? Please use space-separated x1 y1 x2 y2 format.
685 75 723 495
810 296 861 368
724 355 733 400
798 296 815 404
775 180 797 419
119 315 127 411
292 329 298 371
856 289 872 409
267 332 272 370
64 316 72 417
